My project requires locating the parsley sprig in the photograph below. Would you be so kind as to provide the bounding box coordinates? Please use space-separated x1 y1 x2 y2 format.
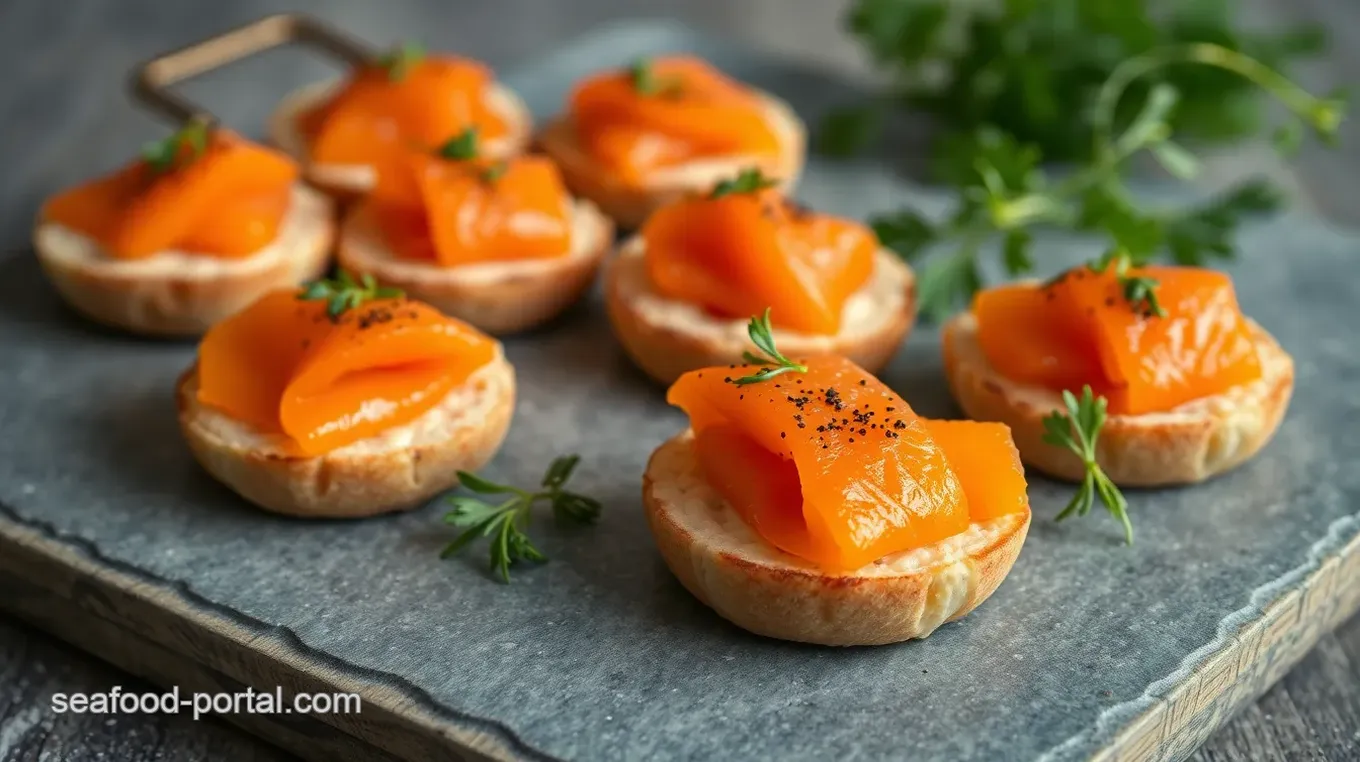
140 120 210 175
437 128 478 160
298 271 403 321
710 168 778 199
435 128 508 183
865 43 1344 322
377 42 426 82
733 308 807 386
440 455 602 582
1088 249 1167 318
629 58 681 97
1042 386 1133 545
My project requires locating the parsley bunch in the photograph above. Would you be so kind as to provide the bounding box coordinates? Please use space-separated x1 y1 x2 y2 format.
866 42 1344 321
822 0 1328 162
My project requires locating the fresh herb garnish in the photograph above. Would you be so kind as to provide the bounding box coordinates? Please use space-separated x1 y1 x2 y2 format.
140 119 210 175
1090 250 1166 318
434 128 508 184
1042 386 1133 545
298 271 403 321
628 58 681 97
733 308 807 386
377 42 426 82
823 0 1328 162
440 455 602 582
865 43 1344 322
437 128 479 160
710 168 778 200
480 161 509 183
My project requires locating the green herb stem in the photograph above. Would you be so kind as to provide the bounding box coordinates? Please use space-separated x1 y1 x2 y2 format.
1092 42 1342 163
440 455 601 582
731 308 807 385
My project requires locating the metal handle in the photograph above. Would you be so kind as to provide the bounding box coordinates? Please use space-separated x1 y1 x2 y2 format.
131 13 376 128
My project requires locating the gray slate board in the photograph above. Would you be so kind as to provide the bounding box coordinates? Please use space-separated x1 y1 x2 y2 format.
1 20 1359 762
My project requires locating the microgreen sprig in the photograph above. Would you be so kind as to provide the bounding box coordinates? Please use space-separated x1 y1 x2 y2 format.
1042 386 1133 545
1091 250 1167 318
377 42 426 82
440 455 602 582
298 271 404 321
435 128 509 183
437 128 479 160
629 58 681 97
732 308 807 386
140 119 211 175
710 168 778 200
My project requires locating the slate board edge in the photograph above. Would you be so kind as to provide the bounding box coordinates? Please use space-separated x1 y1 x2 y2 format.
0 499 552 762
4 495 1359 762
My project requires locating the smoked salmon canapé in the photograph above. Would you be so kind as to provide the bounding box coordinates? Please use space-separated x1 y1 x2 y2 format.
176 276 516 518
34 124 334 337
336 128 614 334
942 255 1294 487
267 43 531 197
643 324 1031 646
537 55 806 229
604 169 917 384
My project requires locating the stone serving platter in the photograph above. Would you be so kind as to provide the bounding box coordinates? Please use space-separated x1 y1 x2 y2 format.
1 19 1359 762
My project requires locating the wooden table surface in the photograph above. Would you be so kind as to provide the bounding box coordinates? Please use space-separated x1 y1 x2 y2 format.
0 0 1357 760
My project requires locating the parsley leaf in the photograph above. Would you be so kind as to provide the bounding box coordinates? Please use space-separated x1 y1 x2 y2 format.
139 120 211 175
441 455 602 582
710 168 778 199
1042 386 1133 545
437 128 479 160
733 308 807 385
298 271 403 321
377 42 426 82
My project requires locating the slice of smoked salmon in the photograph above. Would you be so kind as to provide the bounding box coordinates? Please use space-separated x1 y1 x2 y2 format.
43 130 298 260
974 265 1262 415
668 355 970 571
972 284 1105 395
197 291 496 456
570 56 780 181
417 156 573 265
643 189 876 334
304 58 510 165
372 149 573 265
921 420 1028 522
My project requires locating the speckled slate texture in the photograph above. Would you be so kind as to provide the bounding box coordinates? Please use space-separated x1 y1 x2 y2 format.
1 20 1358 762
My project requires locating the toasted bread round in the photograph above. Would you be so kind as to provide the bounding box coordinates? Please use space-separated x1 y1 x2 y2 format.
176 352 516 519
536 91 805 229
34 185 335 337
336 198 614 335
942 312 1294 486
643 430 1031 646
268 81 532 196
604 236 916 384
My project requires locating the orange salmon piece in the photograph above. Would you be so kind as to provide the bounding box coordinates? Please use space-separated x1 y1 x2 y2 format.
921 420 1028 522
570 56 780 181
668 355 970 571
197 291 496 456
372 150 573 265
643 189 876 334
304 58 510 165
42 131 298 260
974 266 1262 415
